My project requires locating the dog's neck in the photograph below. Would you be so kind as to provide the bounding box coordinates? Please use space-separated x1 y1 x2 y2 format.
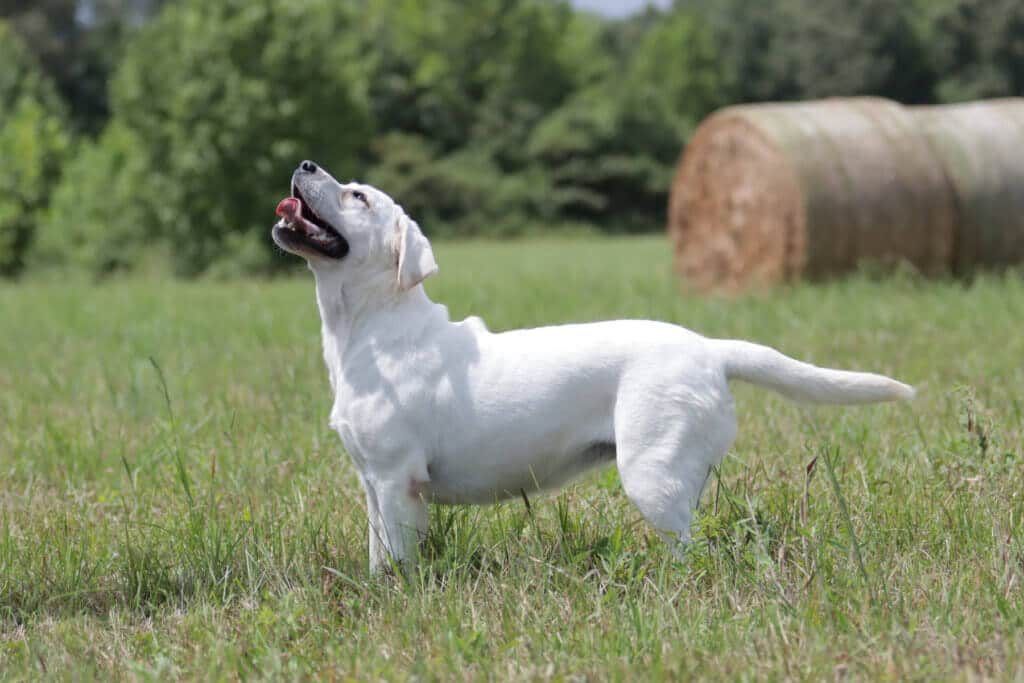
311 266 447 390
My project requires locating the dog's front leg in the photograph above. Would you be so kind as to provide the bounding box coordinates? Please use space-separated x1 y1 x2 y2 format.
359 477 387 572
366 475 429 575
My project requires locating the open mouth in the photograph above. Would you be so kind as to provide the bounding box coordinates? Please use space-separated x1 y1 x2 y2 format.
272 184 349 259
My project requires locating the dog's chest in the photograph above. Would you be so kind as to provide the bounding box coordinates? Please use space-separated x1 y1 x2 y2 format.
327 354 446 467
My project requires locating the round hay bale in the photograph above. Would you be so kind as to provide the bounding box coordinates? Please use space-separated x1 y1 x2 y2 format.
913 99 1024 273
668 97 957 291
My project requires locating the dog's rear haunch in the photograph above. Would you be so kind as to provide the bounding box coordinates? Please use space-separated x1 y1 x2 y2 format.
271 161 913 574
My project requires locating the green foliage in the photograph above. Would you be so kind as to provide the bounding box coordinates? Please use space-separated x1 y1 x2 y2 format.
108 0 372 275
928 0 1024 101
528 9 729 231
365 4 729 236
38 123 156 275
361 0 581 157
4 0 1024 277
690 0 937 103
0 20 70 277
0 0 165 134
361 1 595 237
366 134 555 238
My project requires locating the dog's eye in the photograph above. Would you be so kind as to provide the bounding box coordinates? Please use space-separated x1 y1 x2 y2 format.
352 190 368 205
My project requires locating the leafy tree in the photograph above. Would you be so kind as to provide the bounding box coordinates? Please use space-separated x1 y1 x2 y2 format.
358 0 597 236
687 0 937 104
38 123 155 275
108 0 372 275
527 7 729 231
928 0 1024 101
366 133 556 238
0 0 164 134
8 0 1024 278
0 20 69 276
361 1 582 157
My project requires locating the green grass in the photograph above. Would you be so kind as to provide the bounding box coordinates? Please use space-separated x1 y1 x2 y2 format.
1 236 1022 680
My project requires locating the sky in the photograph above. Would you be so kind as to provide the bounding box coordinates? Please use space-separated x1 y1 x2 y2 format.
570 0 672 18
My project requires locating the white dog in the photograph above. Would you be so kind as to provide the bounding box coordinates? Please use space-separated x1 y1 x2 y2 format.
272 161 914 574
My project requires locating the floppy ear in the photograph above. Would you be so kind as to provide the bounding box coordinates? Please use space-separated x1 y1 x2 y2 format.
396 212 438 291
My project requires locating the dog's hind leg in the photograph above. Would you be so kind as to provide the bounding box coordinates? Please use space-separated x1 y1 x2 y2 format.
614 384 737 558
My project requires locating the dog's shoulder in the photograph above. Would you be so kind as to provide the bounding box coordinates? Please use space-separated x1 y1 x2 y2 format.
453 315 489 335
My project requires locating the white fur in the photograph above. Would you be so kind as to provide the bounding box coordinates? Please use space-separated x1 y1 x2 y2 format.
272 163 914 573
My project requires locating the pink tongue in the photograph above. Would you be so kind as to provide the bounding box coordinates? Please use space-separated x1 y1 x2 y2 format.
276 197 300 220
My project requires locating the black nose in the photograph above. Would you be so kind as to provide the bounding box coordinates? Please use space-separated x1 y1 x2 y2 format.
300 160 318 174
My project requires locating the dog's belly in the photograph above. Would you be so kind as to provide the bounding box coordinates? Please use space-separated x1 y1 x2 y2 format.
418 326 636 504
425 440 617 505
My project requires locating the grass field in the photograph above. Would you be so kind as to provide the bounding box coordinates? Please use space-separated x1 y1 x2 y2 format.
1 236 1023 680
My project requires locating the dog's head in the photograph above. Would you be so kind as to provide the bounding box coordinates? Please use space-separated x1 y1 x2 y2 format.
272 161 437 291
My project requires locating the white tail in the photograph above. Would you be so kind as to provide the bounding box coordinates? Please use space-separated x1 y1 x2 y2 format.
716 339 915 405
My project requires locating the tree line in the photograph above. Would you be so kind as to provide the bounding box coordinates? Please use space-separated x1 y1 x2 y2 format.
1 0 1021 277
